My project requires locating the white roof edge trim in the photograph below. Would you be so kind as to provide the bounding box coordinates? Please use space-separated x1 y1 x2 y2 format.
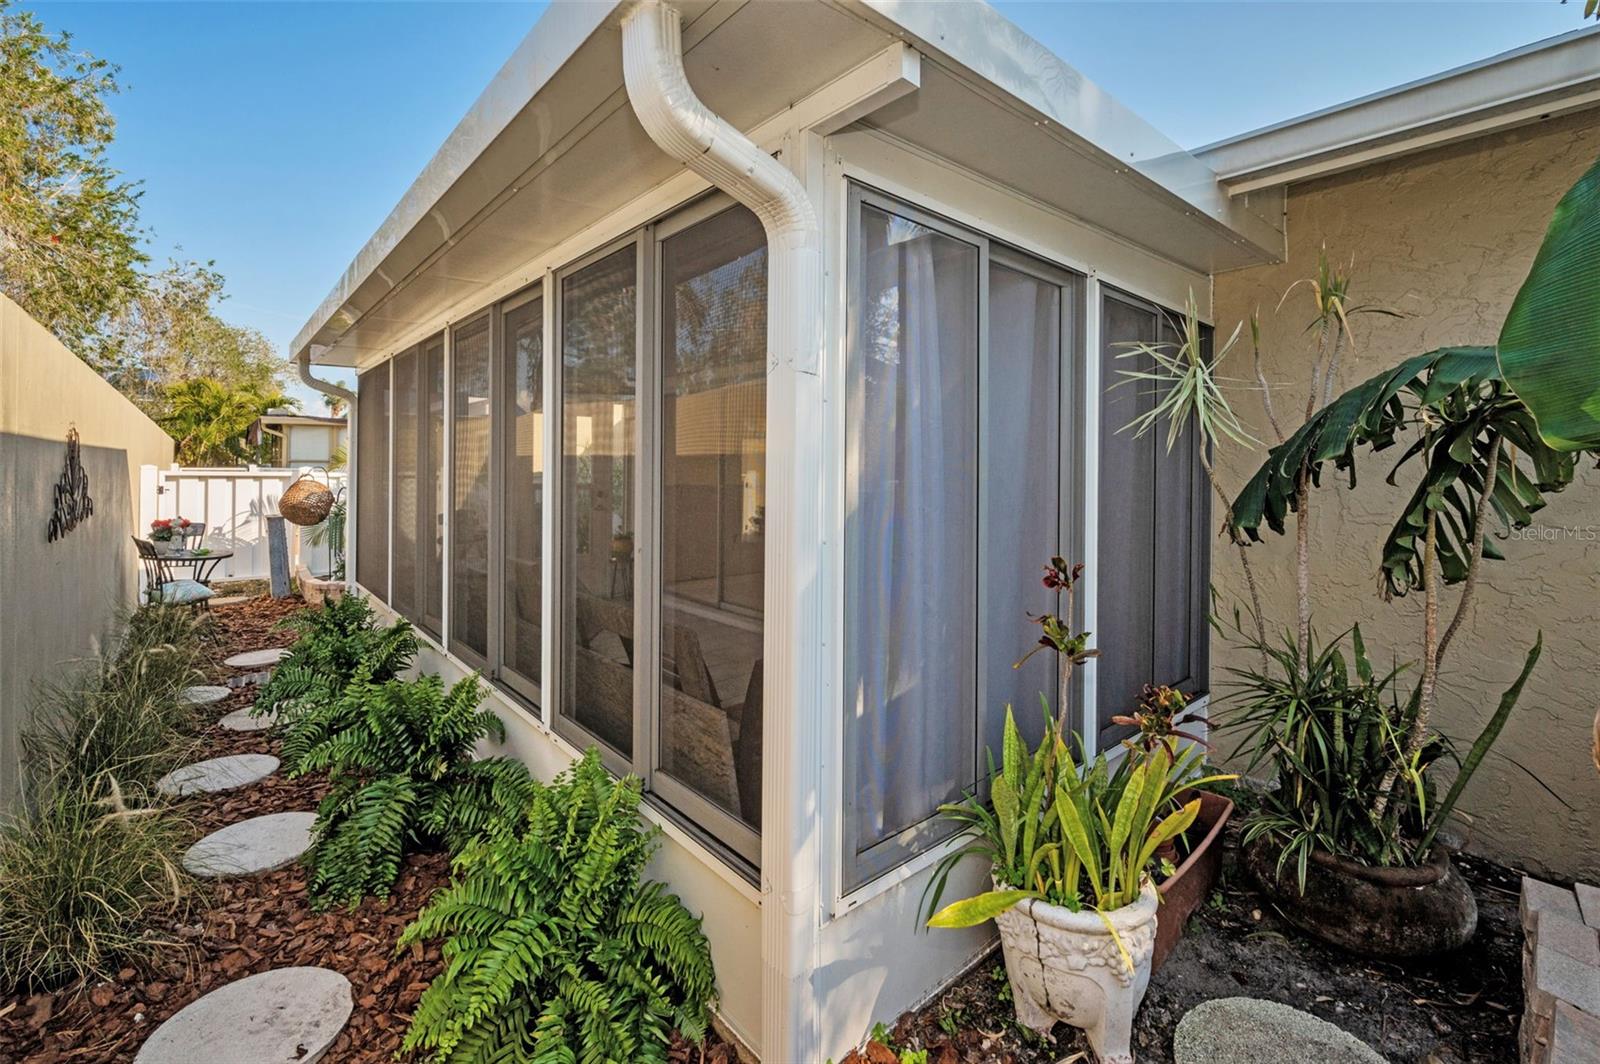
840 0 1281 259
1196 24 1600 194
289 0 623 366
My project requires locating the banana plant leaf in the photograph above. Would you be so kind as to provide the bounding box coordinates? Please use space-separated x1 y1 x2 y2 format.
1231 155 1600 591
1229 346 1586 594
1498 153 1600 452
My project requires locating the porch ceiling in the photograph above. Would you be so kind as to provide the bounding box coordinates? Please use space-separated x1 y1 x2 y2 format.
296 0 1281 370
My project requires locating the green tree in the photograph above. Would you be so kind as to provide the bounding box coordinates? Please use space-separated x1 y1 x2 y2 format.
161 377 294 466
0 2 145 349
93 258 284 418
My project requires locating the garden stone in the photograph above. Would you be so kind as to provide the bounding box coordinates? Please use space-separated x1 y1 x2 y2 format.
1534 912 1600 966
1550 1000 1600 1064
1576 883 1600 931
224 647 289 669
133 966 351 1064
219 706 276 732
209 593 250 607
178 685 230 706
182 812 317 877
1525 877 1583 936
1530 940 1600 1022
1173 997 1386 1064
156 753 277 796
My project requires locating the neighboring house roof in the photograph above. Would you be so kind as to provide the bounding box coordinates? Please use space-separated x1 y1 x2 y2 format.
1196 25 1600 195
256 412 347 430
294 0 1286 369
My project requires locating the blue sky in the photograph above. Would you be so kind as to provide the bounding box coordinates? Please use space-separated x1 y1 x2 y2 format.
31 1 1586 407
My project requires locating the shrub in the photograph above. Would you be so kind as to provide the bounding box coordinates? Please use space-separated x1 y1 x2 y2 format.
399 749 716 1064
24 605 209 796
253 595 416 722
293 673 533 908
116 602 213 672
0 781 190 990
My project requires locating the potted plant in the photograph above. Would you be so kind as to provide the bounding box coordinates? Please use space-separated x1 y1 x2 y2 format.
922 560 1233 1063
147 516 191 554
1223 155 1600 956
1112 684 1235 972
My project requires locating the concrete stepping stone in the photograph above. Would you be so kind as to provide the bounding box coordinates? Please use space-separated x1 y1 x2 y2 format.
179 685 230 706
219 706 276 732
182 811 317 877
1174 997 1386 1064
134 966 351 1064
156 753 278 797
226 670 272 689
224 647 289 669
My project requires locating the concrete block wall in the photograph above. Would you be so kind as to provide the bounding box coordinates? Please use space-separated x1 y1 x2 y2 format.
1522 876 1600 1063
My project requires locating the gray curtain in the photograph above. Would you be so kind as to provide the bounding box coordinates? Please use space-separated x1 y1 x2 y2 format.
848 207 977 864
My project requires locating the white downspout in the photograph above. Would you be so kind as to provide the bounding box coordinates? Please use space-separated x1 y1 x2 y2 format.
296 351 357 585
621 3 822 1061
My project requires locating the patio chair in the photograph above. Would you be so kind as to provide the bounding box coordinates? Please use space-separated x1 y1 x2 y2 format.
176 521 206 551
133 537 215 609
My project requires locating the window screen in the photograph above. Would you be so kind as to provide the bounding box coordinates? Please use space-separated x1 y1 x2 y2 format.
842 187 1082 890
501 294 544 693
422 335 445 637
451 316 492 660
391 347 420 620
845 200 980 882
559 245 638 759
1096 291 1210 745
356 365 390 598
656 205 768 857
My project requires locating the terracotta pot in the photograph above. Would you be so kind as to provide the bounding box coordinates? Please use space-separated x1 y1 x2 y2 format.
1242 832 1477 957
993 880 1158 1064
1151 791 1234 972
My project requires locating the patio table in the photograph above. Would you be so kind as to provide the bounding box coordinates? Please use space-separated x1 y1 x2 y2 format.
158 548 233 585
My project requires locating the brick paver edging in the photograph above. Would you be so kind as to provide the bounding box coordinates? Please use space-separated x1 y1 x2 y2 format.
1521 876 1600 1062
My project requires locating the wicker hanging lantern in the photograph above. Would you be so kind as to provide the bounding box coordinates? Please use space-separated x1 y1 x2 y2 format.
279 470 335 526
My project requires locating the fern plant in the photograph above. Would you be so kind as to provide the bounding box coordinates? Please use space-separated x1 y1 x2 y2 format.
251 594 417 721
399 749 717 1064
292 672 534 908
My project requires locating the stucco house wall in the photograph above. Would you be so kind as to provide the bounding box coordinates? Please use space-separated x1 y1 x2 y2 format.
0 294 177 807
1211 110 1600 882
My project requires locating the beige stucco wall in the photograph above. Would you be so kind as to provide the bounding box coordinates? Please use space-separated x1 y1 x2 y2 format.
1211 111 1600 882
0 294 177 806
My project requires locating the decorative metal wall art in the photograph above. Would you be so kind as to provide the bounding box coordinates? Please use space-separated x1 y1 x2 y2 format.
47 427 94 543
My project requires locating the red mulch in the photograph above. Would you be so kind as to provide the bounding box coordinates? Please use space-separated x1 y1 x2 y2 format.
0 594 736 1064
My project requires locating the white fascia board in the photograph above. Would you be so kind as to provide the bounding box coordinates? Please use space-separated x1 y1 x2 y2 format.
1197 24 1600 195
839 0 1282 260
290 0 623 366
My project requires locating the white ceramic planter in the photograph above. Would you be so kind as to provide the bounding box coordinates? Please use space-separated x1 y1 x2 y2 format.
992 880 1159 1064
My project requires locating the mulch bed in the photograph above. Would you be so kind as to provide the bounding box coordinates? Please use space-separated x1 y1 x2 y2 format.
854 831 1522 1064
0 594 451 1064
0 594 735 1064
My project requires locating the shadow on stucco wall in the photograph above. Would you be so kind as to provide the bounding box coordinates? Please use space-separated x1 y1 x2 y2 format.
1210 110 1600 882
0 433 140 808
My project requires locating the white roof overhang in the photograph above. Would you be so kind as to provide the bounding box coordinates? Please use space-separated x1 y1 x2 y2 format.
1197 24 1600 196
295 0 1280 369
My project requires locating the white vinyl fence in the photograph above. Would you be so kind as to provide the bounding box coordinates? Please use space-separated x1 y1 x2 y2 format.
138 464 348 582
